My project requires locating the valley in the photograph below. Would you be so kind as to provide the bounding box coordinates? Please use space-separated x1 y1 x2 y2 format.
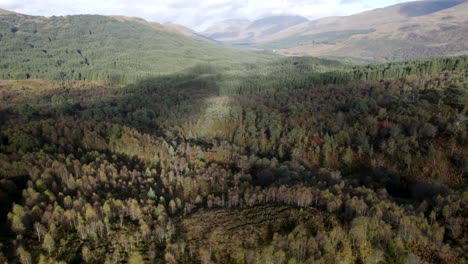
203 0 468 60
0 2 467 264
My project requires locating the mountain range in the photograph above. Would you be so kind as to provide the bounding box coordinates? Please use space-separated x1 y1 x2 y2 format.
201 0 468 60
1 0 467 66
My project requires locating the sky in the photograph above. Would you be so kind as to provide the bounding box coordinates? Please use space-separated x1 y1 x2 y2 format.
0 0 414 31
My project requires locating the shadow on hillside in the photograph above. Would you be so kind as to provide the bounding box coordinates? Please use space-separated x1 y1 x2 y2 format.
1 60 456 203
16 64 225 138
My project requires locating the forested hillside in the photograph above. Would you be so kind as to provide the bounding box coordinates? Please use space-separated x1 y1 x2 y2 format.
0 12 271 84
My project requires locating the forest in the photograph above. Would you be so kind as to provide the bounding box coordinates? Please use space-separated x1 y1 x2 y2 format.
0 10 467 264
0 13 272 84
0 53 466 263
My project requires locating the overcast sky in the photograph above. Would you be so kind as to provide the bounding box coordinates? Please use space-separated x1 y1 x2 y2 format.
0 0 414 31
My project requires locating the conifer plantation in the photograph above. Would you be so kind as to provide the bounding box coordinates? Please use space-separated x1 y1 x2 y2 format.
0 7 467 264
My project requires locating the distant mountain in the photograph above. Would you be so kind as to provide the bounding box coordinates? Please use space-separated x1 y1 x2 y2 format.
399 0 466 17
163 22 221 44
203 15 309 44
0 10 267 84
201 0 468 60
202 19 251 41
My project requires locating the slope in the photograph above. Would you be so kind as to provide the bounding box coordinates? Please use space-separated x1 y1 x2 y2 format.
200 0 468 61
0 11 272 84
262 0 468 60
203 15 309 44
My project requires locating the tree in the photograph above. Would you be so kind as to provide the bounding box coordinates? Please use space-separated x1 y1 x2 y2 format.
140 220 151 239
164 251 177 264
9 204 26 235
274 250 286 264
34 222 46 242
129 199 142 220
148 243 157 262
169 200 177 214
102 202 112 219
82 246 92 263
195 195 203 205
43 233 55 255
128 251 146 264
350 217 370 260
199 247 212 264
444 83 466 111
17 246 32 264
404 153 412 170
342 147 353 167
147 187 156 200
85 205 98 223
198 150 205 161
18 104 37 121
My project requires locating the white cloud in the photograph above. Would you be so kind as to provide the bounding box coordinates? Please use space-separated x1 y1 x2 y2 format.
0 0 413 31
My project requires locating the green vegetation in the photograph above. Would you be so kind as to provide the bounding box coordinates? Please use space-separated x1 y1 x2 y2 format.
0 11 467 264
0 13 272 84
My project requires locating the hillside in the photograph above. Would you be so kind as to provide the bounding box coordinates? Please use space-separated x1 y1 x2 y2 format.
163 22 195 37
0 11 271 84
271 0 468 60
202 0 468 61
203 15 309 44
0 8 15 15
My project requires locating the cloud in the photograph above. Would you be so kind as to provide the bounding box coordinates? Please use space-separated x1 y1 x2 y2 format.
340 0 361 3
0 0 413 30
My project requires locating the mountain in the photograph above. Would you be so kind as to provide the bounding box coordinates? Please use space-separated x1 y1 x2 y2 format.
201 0 468 60
111 15 164 28
0 8 15 15
203 15 309 44
163 22 195 37
103 16 213 42
164 22 221 44
0 10 270 84
110 17 220 43
202 19 251 41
